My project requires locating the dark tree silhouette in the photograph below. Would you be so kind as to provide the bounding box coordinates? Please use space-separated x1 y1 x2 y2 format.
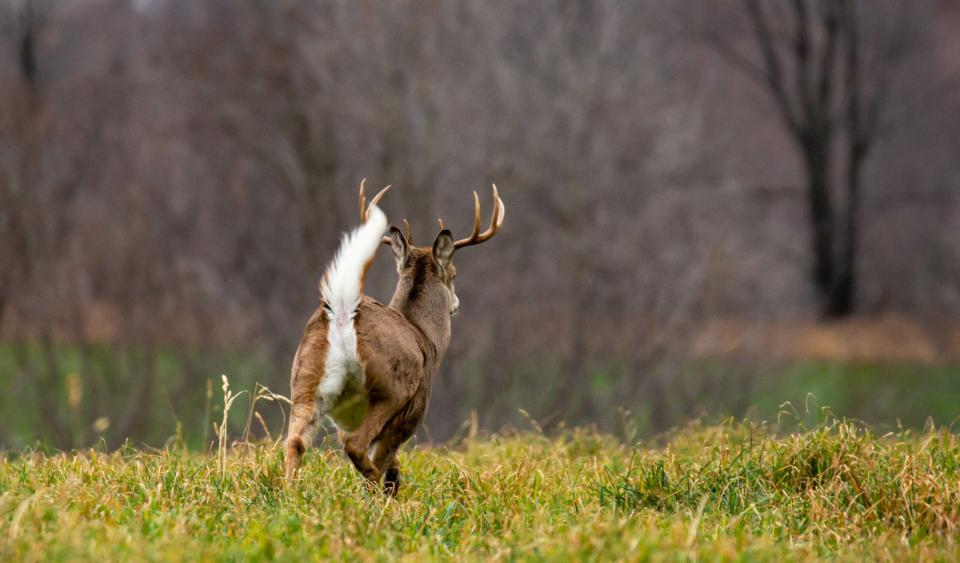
0 0 54 325
0 0 52 86
709 0 919 318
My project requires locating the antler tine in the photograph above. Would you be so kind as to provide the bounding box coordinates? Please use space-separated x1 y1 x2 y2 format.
358 179 394 245
359 179 391 222
448 191 481 246
358 178 368 222
453 184 505 249
370 185 392 246
492 183 505 229
368 184 391 215
437 191 477 240
471 191 483 238
402 218 414 245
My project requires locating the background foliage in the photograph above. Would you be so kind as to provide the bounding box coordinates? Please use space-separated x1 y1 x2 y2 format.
0 0 958 449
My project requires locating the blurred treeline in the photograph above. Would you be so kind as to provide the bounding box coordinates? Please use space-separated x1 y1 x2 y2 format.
1 0 958 450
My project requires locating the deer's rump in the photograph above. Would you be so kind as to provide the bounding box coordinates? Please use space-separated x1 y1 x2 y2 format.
291 297 427 433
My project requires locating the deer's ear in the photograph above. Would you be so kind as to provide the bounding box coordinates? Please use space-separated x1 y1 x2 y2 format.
432 229 455 271
389 226 409 270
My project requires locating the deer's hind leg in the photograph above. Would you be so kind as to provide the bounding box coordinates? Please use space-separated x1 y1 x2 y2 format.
371 438 403 497
370 400 421 497
285 328 327 482
285 402 319 481
341 397 407 484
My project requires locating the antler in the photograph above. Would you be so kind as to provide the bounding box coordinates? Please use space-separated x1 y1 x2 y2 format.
358 178 391 222
361 181 504 249
449 184 505 250
358 178 393 245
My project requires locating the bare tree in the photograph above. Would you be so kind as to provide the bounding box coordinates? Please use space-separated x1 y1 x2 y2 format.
708 0 922 317
0 0 53 327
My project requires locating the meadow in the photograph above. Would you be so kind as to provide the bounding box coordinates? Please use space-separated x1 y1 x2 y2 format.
2 412 959 561
3 342 959 451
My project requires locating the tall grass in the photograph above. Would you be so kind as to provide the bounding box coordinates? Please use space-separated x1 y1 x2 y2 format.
598 418 960 548
1 409 958 561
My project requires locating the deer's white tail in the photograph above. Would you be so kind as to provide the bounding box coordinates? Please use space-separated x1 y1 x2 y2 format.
317 205 388 406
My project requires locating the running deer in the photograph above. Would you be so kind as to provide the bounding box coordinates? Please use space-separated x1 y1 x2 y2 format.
284 181 505 495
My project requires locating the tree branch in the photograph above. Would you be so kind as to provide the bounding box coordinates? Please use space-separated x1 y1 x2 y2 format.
816 0 840 118
790 0 815 121
703 31 773 89
743 0 803 135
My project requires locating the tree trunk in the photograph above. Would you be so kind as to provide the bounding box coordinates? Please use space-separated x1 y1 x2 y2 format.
829 143 867 317
800 140 841 318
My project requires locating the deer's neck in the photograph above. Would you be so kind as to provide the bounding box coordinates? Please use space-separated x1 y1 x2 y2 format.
389 280 451 359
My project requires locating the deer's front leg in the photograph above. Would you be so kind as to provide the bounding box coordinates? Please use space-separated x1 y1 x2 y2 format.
342 400 400 483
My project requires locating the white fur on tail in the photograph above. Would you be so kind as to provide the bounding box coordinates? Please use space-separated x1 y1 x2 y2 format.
317 205 388 410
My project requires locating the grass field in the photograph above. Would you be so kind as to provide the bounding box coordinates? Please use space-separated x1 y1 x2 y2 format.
2 416 959 561
2 340 959 451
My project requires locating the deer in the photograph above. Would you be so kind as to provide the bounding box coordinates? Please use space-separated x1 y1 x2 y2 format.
284 180 504 496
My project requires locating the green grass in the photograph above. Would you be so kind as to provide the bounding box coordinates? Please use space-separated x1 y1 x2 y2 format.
614 360 960 436
471 358 960 440
0 343 274 450
2 339 958 449
2 417 959 561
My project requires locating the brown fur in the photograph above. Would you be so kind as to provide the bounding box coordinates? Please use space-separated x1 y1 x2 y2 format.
284 245 457 496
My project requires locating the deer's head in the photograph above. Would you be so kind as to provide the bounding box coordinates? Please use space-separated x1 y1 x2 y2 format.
360 182 505 319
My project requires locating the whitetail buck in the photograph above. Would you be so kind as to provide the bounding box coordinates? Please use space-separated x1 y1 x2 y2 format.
284 180 504 495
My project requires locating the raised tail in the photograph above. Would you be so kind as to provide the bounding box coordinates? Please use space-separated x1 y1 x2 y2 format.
317 204 388 405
